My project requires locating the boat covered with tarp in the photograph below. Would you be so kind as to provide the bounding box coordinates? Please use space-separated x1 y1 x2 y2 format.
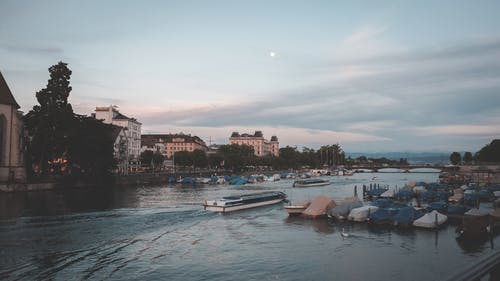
413 210 447 228
380 189 396 198
395 189 414 201
366 188 388 198
447 205 470 215
464 208 490 217
348 206 379 222
369 208 399 224
328 197 363 220
426 201 448 213
392 207 425 226
301 195 336 219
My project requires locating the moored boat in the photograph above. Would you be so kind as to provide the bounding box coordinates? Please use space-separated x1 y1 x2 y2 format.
203 191 286 213
285 200 311 216
413 210 447 229
293 178 330 187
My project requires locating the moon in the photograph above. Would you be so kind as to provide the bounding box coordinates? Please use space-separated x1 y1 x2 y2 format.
269 51 276 57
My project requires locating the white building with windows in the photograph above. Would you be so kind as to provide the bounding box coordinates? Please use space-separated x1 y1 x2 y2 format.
94 106 141 170
229 131 279 157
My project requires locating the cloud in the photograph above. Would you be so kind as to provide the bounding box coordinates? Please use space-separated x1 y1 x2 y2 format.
0 43 63 55
415 125 500 137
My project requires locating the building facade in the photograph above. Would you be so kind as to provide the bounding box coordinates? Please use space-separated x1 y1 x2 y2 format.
229 131 279 157
142 133 208 158
108 125 128 174
94 106 141 170
0 72 25 183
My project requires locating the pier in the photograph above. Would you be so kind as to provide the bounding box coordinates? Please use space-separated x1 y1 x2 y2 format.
445 249 500 281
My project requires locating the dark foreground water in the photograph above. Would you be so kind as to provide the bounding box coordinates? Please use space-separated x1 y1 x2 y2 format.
1 173 498 281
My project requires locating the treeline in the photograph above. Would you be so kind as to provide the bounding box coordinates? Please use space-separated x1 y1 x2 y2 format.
449 139 500 165
344 156 409 166
142 144 346 172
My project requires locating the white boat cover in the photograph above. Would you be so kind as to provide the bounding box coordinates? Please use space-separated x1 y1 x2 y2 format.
328 199 363 219
465 208 489 216
380 189 395 198
413 210 447 228
302 195 336 218
348 206 379 222
413 186 426 194
460 185 469 190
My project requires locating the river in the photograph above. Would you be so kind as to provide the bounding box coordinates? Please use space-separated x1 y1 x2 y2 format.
0 172 498 280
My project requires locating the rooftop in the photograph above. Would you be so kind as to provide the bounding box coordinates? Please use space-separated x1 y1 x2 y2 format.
0 72 20 109
142 133 207 147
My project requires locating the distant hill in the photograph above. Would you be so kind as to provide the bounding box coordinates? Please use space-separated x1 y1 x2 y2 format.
346 152 450 165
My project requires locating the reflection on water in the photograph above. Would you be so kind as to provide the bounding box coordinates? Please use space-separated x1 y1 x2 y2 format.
1 172 499 281
285 216 335 234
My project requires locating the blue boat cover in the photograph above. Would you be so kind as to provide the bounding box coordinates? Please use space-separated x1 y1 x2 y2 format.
426 201 448 213
369 208 399 223
447 204 470 215
478 189 493 199
396 189 413 200
371 199 394 208
392 207 425 224
421 190 437 201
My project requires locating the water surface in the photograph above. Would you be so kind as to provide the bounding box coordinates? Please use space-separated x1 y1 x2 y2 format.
1 173 497 280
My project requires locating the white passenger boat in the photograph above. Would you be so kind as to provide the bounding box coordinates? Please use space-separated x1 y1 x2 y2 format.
203 191 287 213
293 178 330 187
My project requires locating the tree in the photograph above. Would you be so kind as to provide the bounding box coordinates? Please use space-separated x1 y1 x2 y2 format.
152 151 165 169
217 144 254 172
24 62 116 182
174 151 192 168
278 146 301 169
192 149 207 168
208 153 224 169
463 152 473 164
450 152 462 165
331 143 343 166
67 115 116 180
475 139 500 162
140 150 154 167
24 62 74 176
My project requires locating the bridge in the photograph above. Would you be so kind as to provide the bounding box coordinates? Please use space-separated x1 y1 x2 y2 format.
346 164 447 173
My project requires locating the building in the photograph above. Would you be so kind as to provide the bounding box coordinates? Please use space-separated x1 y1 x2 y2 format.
229 131 279 157
108 125 128 174
141 133 208 158
94 106 141 169
0 72 25 183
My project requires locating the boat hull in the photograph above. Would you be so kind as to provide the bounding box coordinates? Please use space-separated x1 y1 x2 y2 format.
293 181 330 188
285 206 307 216
204 198 284 213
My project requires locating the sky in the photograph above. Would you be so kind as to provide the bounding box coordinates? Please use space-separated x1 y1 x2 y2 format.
1 0 500 153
